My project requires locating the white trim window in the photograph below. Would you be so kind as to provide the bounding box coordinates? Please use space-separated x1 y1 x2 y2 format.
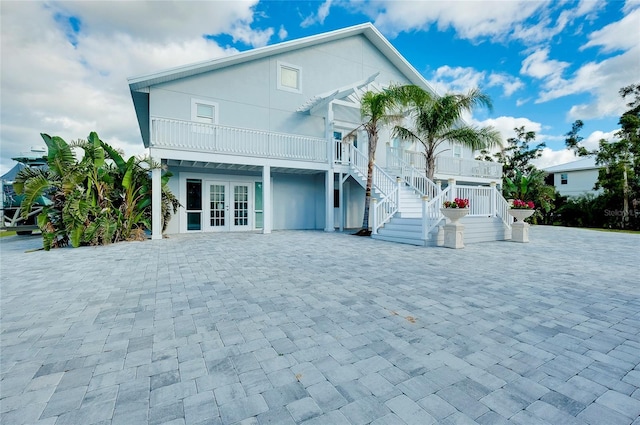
452 144 463 158
191 99 218 124
277 61 302 93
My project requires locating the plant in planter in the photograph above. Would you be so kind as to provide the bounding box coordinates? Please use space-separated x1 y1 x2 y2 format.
509 199 535 222
443 197 470 209
440 198 470 248
509 199 535 243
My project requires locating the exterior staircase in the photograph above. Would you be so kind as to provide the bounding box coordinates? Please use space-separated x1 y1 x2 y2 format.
343 143 512 247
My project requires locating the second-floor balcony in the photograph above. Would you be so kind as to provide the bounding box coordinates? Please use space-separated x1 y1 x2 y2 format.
151 117 502 180
151 117 328 163
387 147 503 180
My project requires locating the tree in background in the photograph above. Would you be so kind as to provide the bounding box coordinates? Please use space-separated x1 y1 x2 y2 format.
477 126 545 181
476 126 554 223
562 83 639 229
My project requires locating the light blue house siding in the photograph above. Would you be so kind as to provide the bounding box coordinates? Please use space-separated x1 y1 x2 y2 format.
141 30 413 234
148 34 410 137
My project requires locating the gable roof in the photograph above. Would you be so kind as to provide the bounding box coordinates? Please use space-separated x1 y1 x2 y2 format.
543 157 599 173
128 23 438 147
128 23 435 93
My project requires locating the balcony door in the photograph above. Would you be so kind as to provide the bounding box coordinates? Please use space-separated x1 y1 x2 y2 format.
205 181 252 232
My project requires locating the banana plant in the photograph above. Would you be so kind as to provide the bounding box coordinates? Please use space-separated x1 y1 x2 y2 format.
14 131 180 249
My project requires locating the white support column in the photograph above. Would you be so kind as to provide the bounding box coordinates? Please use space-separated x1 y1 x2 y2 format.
490 181 497 217
436 180 442 194
325 170 335 232
396 177 403 211
151 167 162 240
326 103 334 164
262 165 271 234
371 198 378 235
421 195 429 240
339 172 344 232
448 178 457 201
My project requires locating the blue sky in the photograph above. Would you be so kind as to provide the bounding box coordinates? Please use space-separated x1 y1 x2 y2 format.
1 1 639 174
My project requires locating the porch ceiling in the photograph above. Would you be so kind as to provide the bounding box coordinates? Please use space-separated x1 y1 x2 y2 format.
164 159 324 175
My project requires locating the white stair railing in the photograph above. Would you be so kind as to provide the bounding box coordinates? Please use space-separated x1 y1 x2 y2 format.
386 146 439 199
421 187 450 239
456 186 494 217
495 188 512 229
347 144 398 234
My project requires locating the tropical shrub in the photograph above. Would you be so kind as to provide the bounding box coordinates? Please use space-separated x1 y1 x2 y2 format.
14 132 180 250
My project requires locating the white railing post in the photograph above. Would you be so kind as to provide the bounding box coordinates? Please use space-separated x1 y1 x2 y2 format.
371 198 378 235
421 195 429 240
490 181 497 217
396 177 403 211
436 180 442 194
448 178 456 201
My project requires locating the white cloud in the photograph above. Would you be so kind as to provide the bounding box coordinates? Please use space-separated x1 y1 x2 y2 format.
229 23 274 47
429 66 523 98
372 0 547 41
476 116 543 145
52 0 263 43
533 147 579 169
278 25 288 40
582 7 640 53
533 128 617 169
522 7 639 122
430 66 485 95
487 74 524 97
582 129 618 150
301 0 333 28
0 1 261 174
520 48 570 82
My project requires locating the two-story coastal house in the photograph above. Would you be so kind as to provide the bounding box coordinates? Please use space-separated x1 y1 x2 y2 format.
129 23 510 246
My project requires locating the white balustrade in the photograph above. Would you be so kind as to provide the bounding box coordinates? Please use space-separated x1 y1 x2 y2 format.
152 117 328 163
388 147 502 179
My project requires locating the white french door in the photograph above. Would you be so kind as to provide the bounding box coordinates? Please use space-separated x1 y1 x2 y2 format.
205 181 252 232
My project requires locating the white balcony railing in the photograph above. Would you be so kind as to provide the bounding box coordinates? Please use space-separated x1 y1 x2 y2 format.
151 117 328 163
387 147 502 180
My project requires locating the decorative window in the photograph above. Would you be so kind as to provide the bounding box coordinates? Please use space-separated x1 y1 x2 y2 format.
277 61 302 93
453 144 463 158
561 173 568 184
191 99 218 124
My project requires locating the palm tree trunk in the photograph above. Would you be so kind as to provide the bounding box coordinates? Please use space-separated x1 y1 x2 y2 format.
357 131 378 235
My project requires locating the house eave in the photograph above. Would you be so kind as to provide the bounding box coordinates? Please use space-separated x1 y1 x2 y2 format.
127 23 436 95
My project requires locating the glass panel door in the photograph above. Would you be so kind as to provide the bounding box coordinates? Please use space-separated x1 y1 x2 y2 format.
231 184 251 231
208 183 228 231
205 181 252 232
186 179 202 231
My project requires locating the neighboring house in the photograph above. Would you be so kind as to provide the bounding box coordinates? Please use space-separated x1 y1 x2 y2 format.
544 157 601 197
128 23 509 246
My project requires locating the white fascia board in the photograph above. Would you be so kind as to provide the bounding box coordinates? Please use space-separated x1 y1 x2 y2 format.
150 147 331 171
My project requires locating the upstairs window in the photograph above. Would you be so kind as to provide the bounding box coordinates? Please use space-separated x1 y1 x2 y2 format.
453 144 463 158
191 99 218 124
277 61 302 93
561 173 568 184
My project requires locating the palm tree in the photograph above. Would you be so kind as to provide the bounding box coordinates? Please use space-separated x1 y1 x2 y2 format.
351 86 408 235
394 87 502 181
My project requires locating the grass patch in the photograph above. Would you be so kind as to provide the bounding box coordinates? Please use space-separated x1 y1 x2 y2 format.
0 231 16 238
586 228 639 234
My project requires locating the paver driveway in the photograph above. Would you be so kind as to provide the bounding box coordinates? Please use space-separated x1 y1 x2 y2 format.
1 226 639 425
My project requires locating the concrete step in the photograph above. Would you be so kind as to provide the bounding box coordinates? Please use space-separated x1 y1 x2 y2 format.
371 233 426 246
